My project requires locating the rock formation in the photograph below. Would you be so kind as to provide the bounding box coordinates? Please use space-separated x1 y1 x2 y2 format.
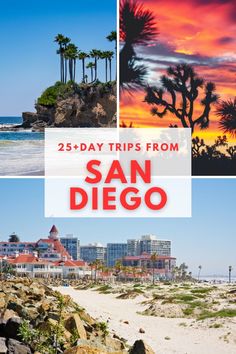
0 279 155 354
22 83 117 131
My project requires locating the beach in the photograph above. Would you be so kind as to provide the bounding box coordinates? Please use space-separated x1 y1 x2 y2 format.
0 118 44 175
58 283 236 354
0 139 44 175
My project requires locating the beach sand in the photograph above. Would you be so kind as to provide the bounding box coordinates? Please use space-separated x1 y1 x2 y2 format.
58 286 236 354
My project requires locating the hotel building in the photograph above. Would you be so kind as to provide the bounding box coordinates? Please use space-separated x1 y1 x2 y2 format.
106 243 127 267
60 235 80 260
80 243 107 264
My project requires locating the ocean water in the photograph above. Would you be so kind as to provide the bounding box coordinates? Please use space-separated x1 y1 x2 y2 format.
199 275 236 283
0 116 22 126
0 116 44 175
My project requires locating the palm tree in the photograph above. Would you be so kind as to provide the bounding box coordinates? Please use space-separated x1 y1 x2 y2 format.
120 0 157 89
107 31 117 53
78 52 90 82
64 43 78 82
107 51 114 81
179 263 188 280
54 34 65 83
86 62 95 82
216 98 236 137
150 252 158 285
90 259 102 283
101 51 114 82
198 265 202 281
90 49 102 81
229 265 232 283
114 260 123 275
100 51 108 82
54 34 71 83
107 31 117 78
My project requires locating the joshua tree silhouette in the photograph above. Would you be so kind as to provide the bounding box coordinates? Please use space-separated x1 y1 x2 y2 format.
216 98 236 137
120 0 157 90
145 64 219 133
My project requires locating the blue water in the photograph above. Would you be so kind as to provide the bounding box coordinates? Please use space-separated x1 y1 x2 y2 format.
0 116 44 141
0 116 22 125
0 132 44 140
0 117 44 175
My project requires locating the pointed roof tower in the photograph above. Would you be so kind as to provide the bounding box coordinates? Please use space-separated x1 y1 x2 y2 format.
49 225 59 240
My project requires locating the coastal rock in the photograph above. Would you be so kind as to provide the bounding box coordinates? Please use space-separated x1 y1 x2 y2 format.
0 320 7 338
4 317 22 340
7 339 31 354
39 299 51 312
129 340 155 354
21 112 38 128
21 83 116 130
64 343 125 354
105 336 125 350
2 310 18 322
0 337 7 354
64 346 106 354
0 298 5 309
65 314 87 340
0 279 128 353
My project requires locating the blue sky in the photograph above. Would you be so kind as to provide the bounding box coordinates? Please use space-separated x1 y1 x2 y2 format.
0 178 235 276
0 0 116 116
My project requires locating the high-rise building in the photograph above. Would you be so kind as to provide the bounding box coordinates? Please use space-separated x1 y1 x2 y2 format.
156 240 171 256
139 235 158 254
107 243 127 267
60 235 80 260
127 239 140 256
80 243 106 264
126 235 171 257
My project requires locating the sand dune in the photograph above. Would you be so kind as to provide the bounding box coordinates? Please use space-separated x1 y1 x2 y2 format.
58 285 236 354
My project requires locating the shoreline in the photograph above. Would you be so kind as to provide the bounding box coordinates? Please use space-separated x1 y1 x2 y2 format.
57 284 236 354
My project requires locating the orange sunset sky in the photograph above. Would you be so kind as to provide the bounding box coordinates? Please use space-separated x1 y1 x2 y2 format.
120 0 236 143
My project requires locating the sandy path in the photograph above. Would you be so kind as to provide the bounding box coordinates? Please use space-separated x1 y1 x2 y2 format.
57 286 236 354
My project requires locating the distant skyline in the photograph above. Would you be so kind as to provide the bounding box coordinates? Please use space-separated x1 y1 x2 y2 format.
0 0 116 116
0 178 235 276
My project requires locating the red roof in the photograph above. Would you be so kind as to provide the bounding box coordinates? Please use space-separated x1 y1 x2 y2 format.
54 259 86 267
9 254 51 265
36 239 71 259
53 239 71 259
37 239 54 244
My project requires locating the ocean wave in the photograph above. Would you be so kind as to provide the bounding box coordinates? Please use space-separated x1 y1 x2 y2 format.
0 140 44 176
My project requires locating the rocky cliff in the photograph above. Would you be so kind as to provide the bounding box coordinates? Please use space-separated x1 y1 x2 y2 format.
22 82 117 131
0 279 154 354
